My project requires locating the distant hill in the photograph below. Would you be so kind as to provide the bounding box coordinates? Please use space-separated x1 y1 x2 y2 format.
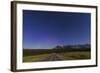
54 44 90 49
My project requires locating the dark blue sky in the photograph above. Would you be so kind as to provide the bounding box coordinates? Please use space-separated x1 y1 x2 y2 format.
23 10 91 49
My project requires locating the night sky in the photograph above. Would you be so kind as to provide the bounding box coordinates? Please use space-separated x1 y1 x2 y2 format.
23 10 91 49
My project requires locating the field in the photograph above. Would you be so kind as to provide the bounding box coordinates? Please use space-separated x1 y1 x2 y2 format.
23 47 91 62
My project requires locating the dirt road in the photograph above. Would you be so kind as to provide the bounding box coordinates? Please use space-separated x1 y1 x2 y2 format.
41 53 64 61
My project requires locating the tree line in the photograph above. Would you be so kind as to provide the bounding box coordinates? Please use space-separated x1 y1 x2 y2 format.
23 44 90 56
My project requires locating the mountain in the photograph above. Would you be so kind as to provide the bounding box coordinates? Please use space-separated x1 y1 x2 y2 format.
54 44 90 49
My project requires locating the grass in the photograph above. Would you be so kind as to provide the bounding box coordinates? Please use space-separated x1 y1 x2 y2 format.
59 51 91 60
23 51 91 62
23 53 51 62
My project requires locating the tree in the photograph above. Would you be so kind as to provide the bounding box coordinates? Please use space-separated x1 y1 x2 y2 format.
55 45 63 49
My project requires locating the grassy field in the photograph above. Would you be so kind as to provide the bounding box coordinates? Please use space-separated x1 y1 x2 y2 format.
23 53 51 62
23 51 91 62
59 51 90 60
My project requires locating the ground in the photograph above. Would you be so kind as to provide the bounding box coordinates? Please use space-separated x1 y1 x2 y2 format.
23 51 90 62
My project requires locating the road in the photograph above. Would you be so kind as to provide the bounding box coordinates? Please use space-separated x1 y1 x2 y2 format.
41 53 65 61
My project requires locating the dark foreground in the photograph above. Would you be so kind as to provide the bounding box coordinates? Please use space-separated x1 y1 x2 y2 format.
23 48 91 62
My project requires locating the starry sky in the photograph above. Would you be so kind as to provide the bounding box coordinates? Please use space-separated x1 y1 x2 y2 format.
23 10 91 49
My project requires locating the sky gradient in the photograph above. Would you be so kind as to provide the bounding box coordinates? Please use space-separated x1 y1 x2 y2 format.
23 10 91 49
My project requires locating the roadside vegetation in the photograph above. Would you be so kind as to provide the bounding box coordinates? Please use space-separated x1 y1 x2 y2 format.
23 44 91 62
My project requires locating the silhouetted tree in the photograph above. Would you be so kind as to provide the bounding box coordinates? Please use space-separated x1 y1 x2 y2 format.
54 45 63 49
